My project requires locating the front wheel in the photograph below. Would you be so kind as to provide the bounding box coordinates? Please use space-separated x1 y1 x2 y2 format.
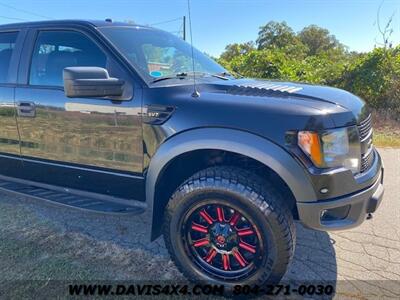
163 166 296 286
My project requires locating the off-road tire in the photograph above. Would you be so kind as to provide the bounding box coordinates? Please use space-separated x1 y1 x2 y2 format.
163 166 296 286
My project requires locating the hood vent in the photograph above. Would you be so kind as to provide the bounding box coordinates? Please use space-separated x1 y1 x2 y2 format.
227 82 303 97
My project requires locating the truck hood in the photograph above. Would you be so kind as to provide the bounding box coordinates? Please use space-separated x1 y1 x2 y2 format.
204 78 369 122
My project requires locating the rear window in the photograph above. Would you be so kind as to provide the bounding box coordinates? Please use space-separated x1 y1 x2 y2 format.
0 31 18 84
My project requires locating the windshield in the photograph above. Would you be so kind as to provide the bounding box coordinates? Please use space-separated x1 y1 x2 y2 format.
99 26 229 83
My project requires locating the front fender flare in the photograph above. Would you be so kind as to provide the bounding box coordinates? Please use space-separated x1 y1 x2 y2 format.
146 128 316 240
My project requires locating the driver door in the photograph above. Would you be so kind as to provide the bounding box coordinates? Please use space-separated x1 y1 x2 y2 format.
15 29 144 199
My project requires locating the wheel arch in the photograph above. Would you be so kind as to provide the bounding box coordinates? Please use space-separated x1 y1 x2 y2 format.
146 127 316 240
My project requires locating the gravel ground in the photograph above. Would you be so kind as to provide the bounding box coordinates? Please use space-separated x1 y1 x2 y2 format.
0 148 399 299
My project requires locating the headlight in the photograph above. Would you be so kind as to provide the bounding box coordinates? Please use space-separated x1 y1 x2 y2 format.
298 127 361 174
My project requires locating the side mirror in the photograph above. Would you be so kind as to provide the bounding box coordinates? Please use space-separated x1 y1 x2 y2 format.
63 67 125 98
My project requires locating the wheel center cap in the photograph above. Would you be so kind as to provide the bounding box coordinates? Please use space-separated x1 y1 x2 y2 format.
216 235 226 245
211 223 237 250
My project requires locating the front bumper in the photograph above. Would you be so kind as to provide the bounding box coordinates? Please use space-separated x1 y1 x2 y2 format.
297 155 384 231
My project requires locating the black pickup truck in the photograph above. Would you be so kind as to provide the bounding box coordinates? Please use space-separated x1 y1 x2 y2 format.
0 20 384 286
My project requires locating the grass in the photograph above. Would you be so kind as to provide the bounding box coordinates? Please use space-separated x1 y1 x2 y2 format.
374 130 400 147
372 112 400 148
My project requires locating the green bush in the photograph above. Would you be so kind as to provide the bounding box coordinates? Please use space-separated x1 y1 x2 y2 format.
218 22 400 120
338 47 400 118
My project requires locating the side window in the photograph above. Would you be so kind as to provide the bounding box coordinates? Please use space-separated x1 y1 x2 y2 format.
0 31 18 84
29 31 107 86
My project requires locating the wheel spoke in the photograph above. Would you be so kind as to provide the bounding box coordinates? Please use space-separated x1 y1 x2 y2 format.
233 249 247 267
239 241 257 254
229 212 240 226
193 238 209 248
237 228 254 237
204 249 217 263
216 206 225 222
199 209 214 225
186 203 263 278
191 223 208 233
222 253 230 270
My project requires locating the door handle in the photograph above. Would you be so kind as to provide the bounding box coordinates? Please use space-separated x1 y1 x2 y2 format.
16 101 36 118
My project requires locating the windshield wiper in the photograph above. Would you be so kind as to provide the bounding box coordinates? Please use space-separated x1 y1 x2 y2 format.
151 72 189 83
151 71 232 83
211 72 233 80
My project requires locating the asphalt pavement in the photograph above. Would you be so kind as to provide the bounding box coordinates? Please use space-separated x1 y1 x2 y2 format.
0 148 398 299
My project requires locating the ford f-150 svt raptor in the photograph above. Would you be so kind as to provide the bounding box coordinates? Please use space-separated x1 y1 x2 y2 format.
0 20 384 286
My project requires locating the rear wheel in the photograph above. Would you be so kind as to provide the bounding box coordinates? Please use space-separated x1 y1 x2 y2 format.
163 166 295 286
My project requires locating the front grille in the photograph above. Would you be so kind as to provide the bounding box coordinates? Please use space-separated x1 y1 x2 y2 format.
358 113 374 173
358 113 372 141
360 149 374 173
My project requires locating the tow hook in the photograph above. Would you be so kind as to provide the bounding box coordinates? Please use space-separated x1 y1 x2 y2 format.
367 213 373 220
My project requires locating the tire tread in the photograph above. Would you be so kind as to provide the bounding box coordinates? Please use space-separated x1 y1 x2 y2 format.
163 166 296 284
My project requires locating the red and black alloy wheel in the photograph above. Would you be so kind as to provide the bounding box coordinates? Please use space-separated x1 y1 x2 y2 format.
164 167 295 286
183 203 265 280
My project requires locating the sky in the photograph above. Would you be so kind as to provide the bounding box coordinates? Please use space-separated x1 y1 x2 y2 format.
0 0 399 57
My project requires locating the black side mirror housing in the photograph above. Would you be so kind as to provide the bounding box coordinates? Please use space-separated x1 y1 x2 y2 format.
63 67 125 98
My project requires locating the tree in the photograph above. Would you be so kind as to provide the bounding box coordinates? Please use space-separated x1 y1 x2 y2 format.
375 1 395 49
339 47 400 117
256 21 300 50
217 19 400 119
298 25 344 56
219 42 255 61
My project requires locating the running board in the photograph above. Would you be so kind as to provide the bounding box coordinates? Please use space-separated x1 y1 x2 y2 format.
0 177 146 215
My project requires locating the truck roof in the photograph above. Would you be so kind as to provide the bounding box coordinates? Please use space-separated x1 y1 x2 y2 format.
0 19 149 30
